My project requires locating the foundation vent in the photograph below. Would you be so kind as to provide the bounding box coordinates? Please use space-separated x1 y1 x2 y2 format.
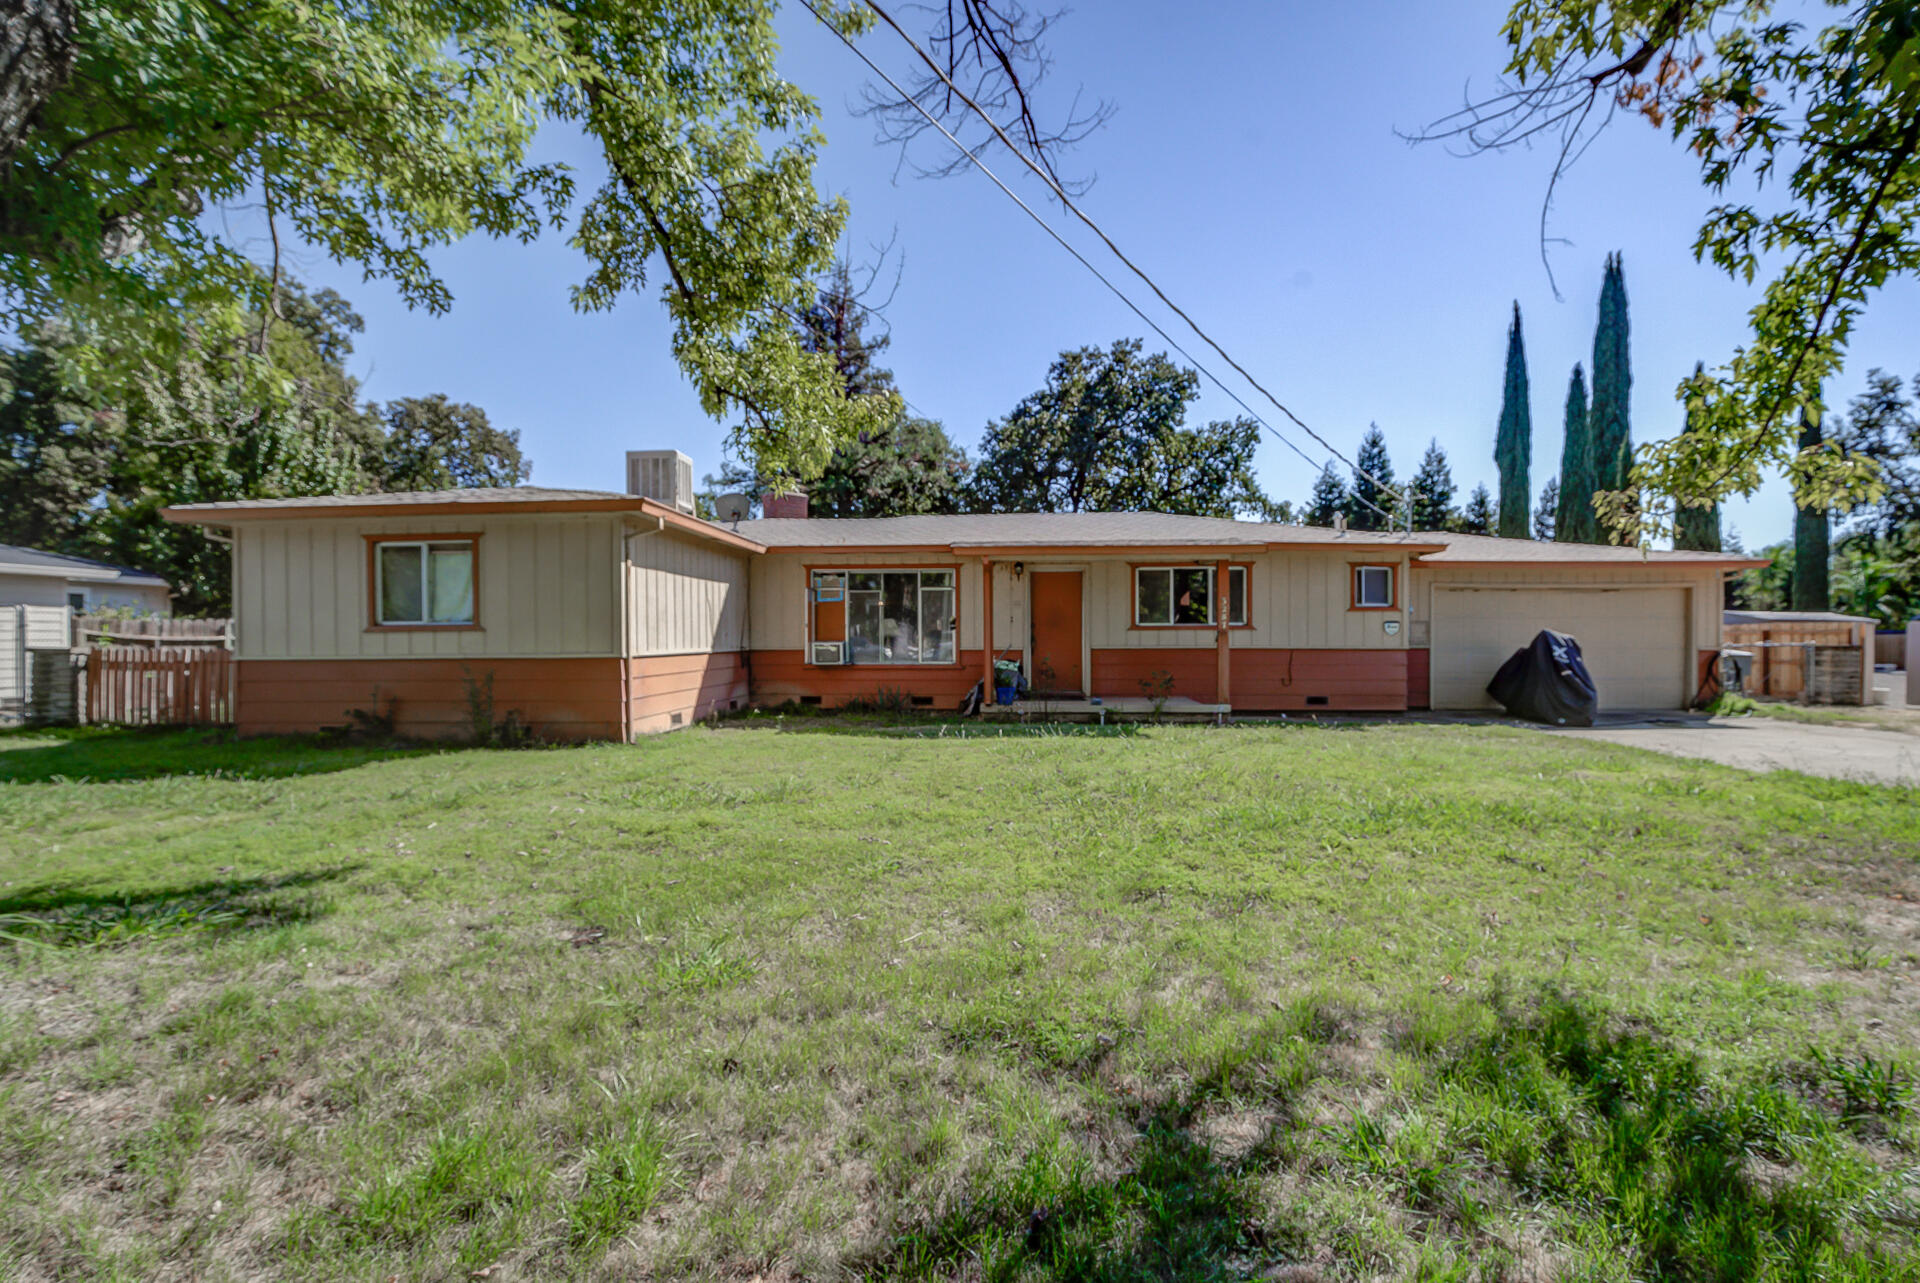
626 450 695 514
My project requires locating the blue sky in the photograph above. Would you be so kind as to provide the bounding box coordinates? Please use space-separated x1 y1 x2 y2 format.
276 1 1918 548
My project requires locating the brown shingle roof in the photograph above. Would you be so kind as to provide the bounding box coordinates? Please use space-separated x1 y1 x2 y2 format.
159 490 1764 568
738 512 1762 565
1413 531 1764 566
738 511 1437 549
166 486 634 512
160 488 765 552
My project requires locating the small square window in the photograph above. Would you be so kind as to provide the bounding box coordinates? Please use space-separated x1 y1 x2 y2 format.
1353 565 1393 609
374 539 475 626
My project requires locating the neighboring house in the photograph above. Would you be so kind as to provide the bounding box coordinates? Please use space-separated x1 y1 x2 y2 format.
162 451 1763 741
0 543 172 615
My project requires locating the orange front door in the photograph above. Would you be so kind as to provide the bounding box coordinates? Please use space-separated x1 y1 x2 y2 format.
1028 571 1084 694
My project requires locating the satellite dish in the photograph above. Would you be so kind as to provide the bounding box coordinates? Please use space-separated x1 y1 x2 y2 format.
715 493 752 522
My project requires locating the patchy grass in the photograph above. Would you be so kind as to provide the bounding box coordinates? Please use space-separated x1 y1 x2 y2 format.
1 721 1916 1280
1710 692 1920 735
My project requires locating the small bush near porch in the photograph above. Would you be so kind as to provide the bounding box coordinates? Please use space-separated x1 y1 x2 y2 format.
1 722 1916 1280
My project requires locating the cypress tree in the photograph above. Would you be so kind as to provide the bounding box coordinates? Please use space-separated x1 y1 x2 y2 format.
1409 439 1457 531
1672 363 1722 552
1792 406 1830 610
1494 302 1532 538
1555 363 1596 542
1346 423 1396 531
1587 253 1634 533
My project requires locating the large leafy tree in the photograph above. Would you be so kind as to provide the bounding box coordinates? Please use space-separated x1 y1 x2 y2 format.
1793 408 1831 611
0 331 110 550
970 339 1282 518
376 396 530 492
1836 369 1920 536
1409 439 1458 532
716 258 963 517
0 0 899 482
0 281 525 610
1494 302 1532 538
1555 363 1597 543
1344 423 1397 532
1434 2 1907 538
1673 364 1722 551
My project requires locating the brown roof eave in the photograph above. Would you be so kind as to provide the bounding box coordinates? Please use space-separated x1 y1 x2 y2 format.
161 496 766 553
1414 555 1771 570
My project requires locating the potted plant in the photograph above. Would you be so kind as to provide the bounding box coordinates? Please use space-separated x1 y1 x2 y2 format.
993 658 1022 705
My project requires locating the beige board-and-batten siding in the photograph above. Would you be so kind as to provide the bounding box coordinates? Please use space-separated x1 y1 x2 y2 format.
231 514 628 740
1409 562 1726 711
234 514 623 660
626 527 752 734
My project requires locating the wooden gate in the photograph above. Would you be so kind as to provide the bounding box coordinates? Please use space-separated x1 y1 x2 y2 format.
86 647 234 726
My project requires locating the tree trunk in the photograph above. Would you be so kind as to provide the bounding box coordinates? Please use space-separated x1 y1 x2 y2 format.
0 0 75 169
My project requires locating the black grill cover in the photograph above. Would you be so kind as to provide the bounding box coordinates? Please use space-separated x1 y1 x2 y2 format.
1485 629 1598 726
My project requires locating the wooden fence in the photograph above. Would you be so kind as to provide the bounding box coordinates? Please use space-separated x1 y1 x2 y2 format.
1877 632 1909 668
76 615 232 647
85 646 234 726
1724 620 1873 704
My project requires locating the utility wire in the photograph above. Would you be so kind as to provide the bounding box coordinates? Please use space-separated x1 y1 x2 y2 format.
798 0 1402 526
859 0 1407 513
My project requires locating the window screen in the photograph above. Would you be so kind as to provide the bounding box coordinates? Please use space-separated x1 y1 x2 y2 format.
1354 565 1393 608
376 541 475 625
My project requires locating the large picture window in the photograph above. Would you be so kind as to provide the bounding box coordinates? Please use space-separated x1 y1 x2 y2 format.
1134 566 1247 627
374 539 476 626
827 569 956 664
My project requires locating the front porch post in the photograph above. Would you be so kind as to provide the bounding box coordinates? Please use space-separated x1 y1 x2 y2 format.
981 556 995 705
1215 558 1231 706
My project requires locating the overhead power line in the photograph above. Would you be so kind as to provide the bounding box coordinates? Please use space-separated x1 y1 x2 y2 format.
858 0 1407 513
796 0 1403 525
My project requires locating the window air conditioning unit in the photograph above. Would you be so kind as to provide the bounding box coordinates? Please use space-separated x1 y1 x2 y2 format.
811 640 845 665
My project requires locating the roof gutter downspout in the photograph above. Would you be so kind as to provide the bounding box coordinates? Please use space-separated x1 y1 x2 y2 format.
620 516 666 743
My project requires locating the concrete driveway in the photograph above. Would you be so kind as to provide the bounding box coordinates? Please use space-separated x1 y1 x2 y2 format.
1544 713 1920 787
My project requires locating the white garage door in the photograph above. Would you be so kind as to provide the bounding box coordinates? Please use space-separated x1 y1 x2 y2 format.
1431 586 1688 711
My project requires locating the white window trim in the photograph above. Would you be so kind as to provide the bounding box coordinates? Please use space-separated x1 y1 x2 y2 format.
1134 565 1248 627
1354 565 1394 609
375 539 476 627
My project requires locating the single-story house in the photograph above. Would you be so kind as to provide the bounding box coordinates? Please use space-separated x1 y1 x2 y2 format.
0 543 172 615
162 451 1764 740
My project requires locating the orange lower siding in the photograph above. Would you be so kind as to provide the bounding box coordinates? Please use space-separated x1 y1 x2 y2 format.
1408 648 1431 710
235 657 624 741
1089 648 1409 711
628 652 748 735
1091 648 1221 704
749 650 1000 709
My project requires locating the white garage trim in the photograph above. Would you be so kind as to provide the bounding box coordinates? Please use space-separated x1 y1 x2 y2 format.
1428 581 1697 712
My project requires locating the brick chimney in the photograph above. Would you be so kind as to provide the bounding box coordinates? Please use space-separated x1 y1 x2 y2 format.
761 489 808 519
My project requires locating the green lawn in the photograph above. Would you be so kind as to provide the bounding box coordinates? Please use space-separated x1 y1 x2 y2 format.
1 719 1916 1281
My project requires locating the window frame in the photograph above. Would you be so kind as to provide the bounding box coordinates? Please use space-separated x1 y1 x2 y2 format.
1350 562 1397 611
1130 564 1252 629
807 564 961 666
365 533 483 631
